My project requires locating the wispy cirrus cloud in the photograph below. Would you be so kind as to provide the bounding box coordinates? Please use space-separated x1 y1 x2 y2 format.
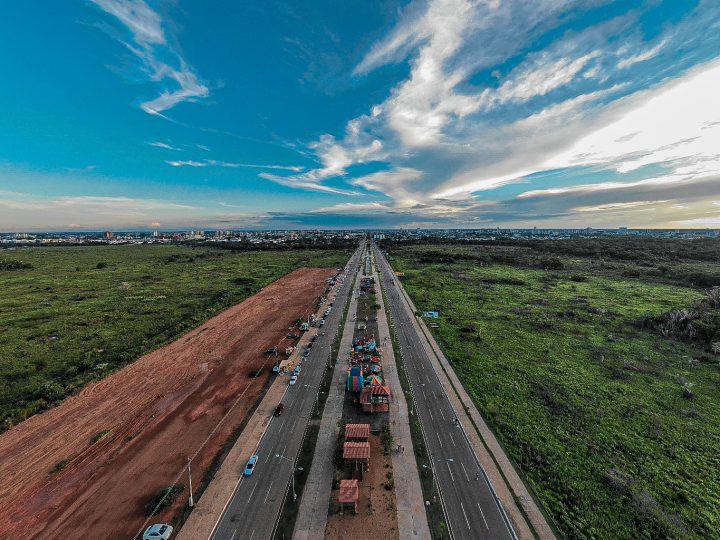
89 0 209 116
166 159 304 171
147 141 182 151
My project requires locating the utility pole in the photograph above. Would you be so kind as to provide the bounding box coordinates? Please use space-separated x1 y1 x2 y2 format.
187 456 194 508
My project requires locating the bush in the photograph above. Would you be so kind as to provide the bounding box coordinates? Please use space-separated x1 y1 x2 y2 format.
0 259 32 270
145 485 184 516
95 262 108 269
380 425 394 454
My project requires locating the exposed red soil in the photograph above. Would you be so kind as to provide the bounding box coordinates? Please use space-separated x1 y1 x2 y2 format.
0 267 333 539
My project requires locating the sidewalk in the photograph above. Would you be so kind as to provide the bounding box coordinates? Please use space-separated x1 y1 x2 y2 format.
293 259 362 540
178 272 349 540
391 259 556 540
371 255 431 540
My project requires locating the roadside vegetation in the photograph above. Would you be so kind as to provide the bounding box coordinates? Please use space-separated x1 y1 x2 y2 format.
382 238 720 539
0 245 348 430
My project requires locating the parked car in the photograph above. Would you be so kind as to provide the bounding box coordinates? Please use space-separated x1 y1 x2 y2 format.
272 362 280 373
265 347 277 355
311 336 317 343
244 455 259 476
143 524 173 540
274 403 284 417
288 333 299 339
289 375 298 385
303 349 310 357
319 319 325 326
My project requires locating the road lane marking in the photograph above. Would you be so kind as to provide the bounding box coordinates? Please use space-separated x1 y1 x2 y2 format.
461 462 470 482
460 502 471 530
436 432 443 447
264 481 274 504
449 432 456 447
447 461 455 482
247 483 257 504
230 530 237 540
477 502 489 529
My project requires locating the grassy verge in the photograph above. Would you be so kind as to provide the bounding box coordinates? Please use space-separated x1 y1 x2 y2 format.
389 247 719 540
0 245 348 429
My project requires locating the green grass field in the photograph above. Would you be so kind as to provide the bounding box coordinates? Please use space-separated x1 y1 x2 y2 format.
389 246 720 540
0 245 347 429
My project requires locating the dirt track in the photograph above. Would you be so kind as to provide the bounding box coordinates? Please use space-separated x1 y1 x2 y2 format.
0 267 333 539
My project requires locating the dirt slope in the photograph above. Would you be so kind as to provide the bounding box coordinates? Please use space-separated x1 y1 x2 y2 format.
0 267 333 539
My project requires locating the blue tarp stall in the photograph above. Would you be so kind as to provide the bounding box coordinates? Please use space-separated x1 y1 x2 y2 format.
423 311 440 318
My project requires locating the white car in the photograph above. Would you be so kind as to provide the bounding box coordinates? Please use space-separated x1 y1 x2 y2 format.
143 524 173 540
289 375 298 385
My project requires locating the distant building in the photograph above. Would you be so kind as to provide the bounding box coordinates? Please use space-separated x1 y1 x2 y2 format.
103 231 114 238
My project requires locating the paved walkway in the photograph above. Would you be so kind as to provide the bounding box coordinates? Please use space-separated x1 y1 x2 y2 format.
370 254 431 540
392 266 556 540
293 256 363 540
178 267 351 540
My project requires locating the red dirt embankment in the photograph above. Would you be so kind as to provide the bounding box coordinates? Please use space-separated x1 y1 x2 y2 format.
0 267 333 539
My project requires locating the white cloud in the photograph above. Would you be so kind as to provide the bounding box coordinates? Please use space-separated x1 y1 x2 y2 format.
90 0 209 115
147 141 182 151
258 172 359 196
0 192 197 231
617 39 667 70
166 159 304 171
90 0 165 45
166 159 206 167
549 58 720 175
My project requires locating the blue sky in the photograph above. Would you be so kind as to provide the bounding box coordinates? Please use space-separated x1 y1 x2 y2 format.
1 0 719 231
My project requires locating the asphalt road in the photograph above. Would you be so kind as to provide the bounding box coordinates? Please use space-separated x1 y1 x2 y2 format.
211 246 363 540
373 245 515 540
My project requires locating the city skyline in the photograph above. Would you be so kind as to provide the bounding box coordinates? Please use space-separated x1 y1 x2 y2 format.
2 1 720 231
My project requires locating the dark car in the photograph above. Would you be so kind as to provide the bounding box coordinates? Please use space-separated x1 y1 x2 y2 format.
265 347 277 355
287 333 299 339
303 349 310 357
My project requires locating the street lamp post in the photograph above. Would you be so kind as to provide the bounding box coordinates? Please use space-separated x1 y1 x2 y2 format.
275 454 298 501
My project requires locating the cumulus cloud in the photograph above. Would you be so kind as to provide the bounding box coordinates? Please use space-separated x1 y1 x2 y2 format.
90 0 209 115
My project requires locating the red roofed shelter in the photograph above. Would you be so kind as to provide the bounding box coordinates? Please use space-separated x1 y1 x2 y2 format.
337 479 359 514
345 423 370 441
343 441 370 480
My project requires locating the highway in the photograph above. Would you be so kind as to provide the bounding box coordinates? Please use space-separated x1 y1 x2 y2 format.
211 246 363 540
373 244 515 540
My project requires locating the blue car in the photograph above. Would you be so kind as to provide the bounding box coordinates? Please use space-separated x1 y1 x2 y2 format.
244 455 259 477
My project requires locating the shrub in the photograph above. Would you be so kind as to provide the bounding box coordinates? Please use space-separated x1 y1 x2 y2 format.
145 485 184 517
95 262 108 269
0 259 32 270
